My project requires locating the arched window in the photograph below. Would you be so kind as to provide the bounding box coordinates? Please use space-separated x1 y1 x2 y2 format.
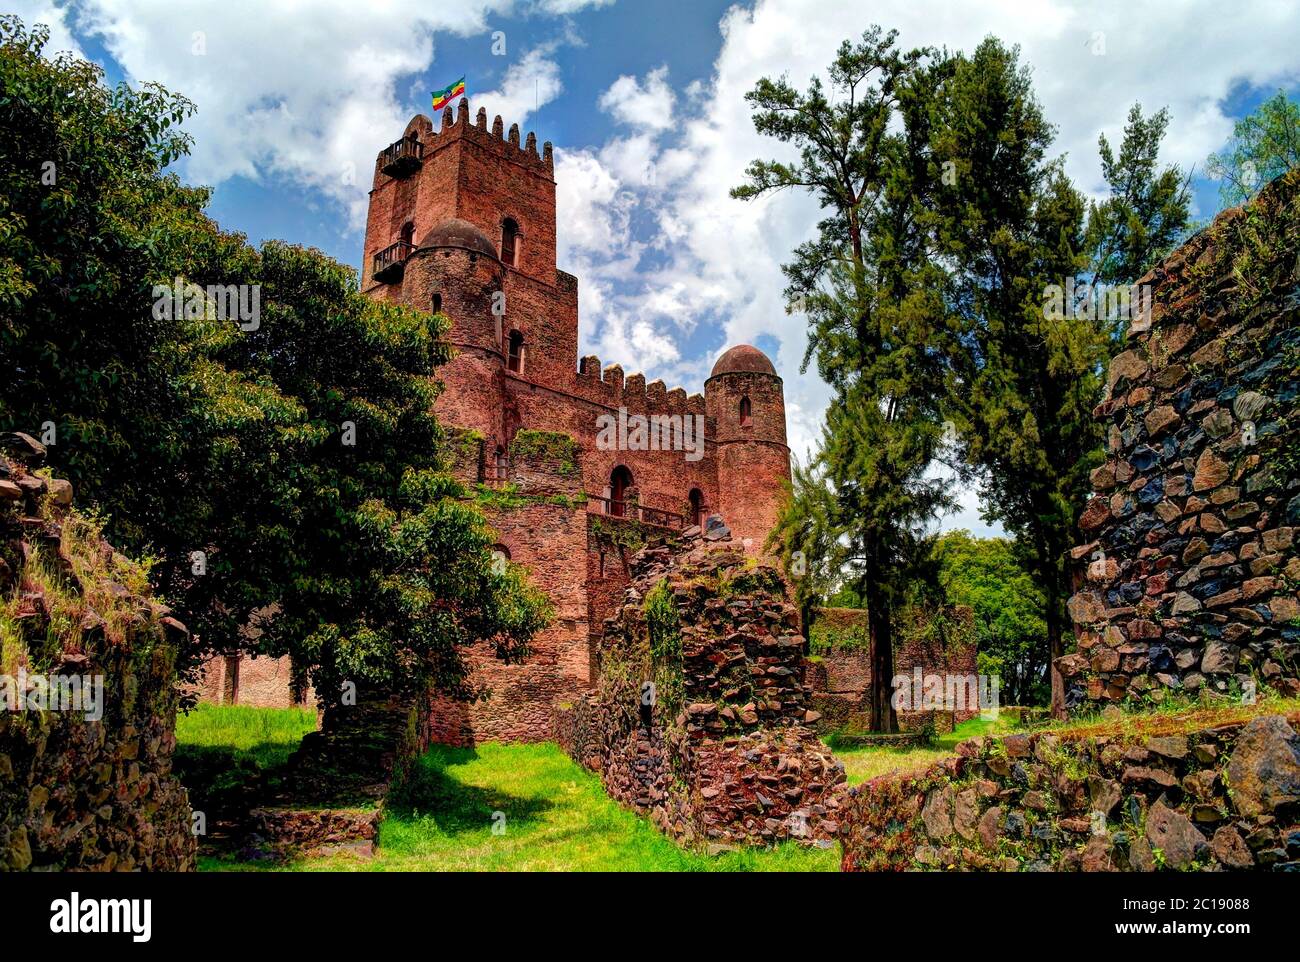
739 396 752 427
490 543 510 574
688 488 704 527
501 217 520 267
507 330 524 373
432 292 442 314
399 221 415 247
609 466 633 517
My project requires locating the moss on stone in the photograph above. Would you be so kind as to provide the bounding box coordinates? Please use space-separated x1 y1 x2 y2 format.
509 429 579 476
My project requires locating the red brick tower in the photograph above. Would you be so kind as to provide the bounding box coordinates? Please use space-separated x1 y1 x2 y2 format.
705 345 791 550
361 100 576 458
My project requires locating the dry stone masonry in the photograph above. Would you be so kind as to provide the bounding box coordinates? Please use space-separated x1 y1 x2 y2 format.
840 710 1300 872
554 526 846 848
1061 170 1300 709
0 432 195 871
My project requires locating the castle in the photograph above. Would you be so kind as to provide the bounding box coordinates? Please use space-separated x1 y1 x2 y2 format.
359 100 792 744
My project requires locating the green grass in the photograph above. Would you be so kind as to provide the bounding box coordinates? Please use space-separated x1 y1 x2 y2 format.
176 703 318 770
202 741 839 872
831 713 1019 786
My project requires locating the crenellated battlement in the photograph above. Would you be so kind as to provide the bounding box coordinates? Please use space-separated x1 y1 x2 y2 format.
574 355 705 417
375 98 553 184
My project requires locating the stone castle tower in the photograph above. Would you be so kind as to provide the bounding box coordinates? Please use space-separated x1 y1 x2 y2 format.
359 99 793 745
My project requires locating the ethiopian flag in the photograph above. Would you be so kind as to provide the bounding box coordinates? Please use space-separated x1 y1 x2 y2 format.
432 76 466 112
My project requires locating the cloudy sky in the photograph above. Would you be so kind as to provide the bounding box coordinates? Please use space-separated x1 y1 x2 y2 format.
18 0 1300 535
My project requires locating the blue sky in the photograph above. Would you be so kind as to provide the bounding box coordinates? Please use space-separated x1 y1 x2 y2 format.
17 0 1300 536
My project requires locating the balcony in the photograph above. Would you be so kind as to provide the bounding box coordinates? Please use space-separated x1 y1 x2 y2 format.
586 494 684 530
379 136 423 177
372 241 415 283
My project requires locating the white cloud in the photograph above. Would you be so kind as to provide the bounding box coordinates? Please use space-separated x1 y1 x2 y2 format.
10 0 84 58
474 44 565 131
73 0 559 230
563 0 1300 534
598 65 675 131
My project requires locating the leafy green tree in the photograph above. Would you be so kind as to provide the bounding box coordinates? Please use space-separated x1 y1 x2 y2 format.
1085 105 1193 296
735 28 954 732
765 455 842 636
1207 91 1300 207
0 17 549 707
931 531 1047 705
926 39 1189 714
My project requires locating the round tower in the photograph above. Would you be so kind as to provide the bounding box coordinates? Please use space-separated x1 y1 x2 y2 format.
705 344 791 552
401 218 506 449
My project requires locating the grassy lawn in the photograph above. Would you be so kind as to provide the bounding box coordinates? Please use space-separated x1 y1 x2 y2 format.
201 740 839 872
831 713 1020 786
176 703 318 769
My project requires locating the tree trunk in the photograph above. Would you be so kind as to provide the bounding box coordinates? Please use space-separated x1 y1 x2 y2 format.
867 601 898 733
1046 582 1067 720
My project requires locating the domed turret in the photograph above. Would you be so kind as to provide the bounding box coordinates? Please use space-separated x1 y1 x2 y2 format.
418 218 500 261
402 219 507 445
710 344 777 378
704 344 790 553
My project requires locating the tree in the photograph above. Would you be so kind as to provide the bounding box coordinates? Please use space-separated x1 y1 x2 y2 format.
0 17 549 708
735 28 954 732
765 455 842 637
1085 105 1193 297
1207 91 1300 208
926 39 1190 715
931 531 1047 705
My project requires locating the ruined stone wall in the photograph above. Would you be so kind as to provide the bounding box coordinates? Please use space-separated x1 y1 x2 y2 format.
808 605 979 734
191 652 312 709
0 434 195 871
840 710 1300 872
553 533 846 848
1062 171 1300 709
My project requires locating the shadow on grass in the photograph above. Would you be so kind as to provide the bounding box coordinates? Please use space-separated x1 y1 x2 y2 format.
385 745 552 836
173 743 301 817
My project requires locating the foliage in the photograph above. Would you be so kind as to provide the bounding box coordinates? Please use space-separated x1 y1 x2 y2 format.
1084 105 1194 304
0 17 550 706
734 26 955 732
931 530 1048 705
1206 91 1300 208
508 429 579 475
644 578 683 717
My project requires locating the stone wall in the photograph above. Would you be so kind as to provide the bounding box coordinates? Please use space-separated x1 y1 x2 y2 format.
0 433 195 871
840 709 1300 872
1062 170 1300 709
553 531 846 848
192 652 312 709
808 605 979 734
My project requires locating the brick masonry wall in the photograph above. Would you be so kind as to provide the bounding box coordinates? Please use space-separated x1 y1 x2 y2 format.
425 445 592 746
840 711 1300 872
1061 171 1300 710
360 102 796 747
191 653 313 710
0 434 195 871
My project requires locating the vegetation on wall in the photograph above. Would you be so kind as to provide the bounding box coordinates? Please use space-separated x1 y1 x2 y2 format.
509 429 579 476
